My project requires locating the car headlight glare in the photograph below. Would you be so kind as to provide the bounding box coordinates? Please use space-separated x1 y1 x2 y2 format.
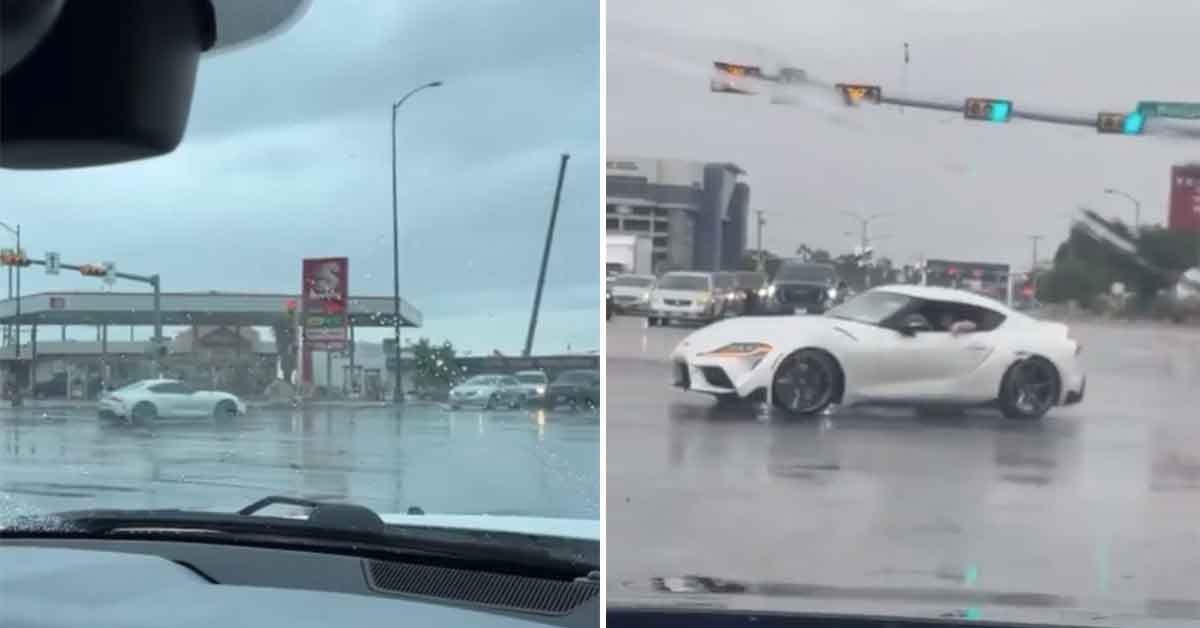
701 342 773 357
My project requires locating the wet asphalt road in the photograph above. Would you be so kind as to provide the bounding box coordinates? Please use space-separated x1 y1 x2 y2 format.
0 403 598 521
606 314 1200 620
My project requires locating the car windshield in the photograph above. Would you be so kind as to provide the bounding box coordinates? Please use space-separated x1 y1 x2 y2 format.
556 371 596 383
657 275 709 291
612 276 654 287
824 290 914 325
776 264 835 282
736 273 765 289
606 0 1200 621
516 374 546 384
0 0 600 541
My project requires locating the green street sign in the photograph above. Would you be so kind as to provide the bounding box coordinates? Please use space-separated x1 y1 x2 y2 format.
1137 101 1200 119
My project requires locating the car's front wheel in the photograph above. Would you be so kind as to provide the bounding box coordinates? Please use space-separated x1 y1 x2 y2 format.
214 399 238 422
999 356 1060 420
484 393 498 410
770 349 839 416
131 402 157 426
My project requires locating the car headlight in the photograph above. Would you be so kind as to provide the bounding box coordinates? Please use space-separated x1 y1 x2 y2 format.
827 288 838 299
640 293 650 301
695 295 710 305
700 342 773 357
535 386 545 394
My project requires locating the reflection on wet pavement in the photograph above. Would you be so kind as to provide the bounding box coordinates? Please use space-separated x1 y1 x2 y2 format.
606 316 1200 620
0 404 598 521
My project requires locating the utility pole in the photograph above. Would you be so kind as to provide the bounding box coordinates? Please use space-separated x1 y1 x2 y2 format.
841 211 891 254
1028 234 1044 272
755 210 766 271
524 153 570 357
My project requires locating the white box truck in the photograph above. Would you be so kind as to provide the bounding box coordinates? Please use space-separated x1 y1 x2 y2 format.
606 233 653 278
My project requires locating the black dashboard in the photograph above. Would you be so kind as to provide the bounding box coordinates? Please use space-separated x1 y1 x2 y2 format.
0 539 598 628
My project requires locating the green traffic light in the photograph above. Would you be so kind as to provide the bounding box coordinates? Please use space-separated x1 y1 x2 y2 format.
1122 112 1145 135
989 101 1011 122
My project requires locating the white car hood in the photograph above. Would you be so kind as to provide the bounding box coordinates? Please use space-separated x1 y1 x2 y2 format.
378 513 599 542
676 315 843 355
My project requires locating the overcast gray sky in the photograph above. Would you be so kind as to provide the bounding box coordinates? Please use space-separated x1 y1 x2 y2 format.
1 0 600 355
608 0 1199 269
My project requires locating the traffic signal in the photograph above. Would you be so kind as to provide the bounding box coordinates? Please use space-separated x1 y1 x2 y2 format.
1099 111 1142 134
1097 111 1144 135
0 249 30 267
713 61 763 78
964 98 1012 122
835 83 882 106
78 264 107 277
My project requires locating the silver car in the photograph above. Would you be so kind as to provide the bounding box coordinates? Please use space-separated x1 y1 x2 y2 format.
448 374 526 410
513 370 549 404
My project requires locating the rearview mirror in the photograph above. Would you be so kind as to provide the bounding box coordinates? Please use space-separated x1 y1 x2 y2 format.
2 0 216 169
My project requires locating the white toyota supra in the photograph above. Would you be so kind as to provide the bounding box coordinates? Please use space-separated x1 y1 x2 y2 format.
671 285 1086 419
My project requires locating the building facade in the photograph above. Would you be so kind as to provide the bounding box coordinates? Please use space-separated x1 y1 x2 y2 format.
605 156 749 273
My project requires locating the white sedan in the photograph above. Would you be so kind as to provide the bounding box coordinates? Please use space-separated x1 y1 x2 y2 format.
671 285 1086 419
99 379 247 424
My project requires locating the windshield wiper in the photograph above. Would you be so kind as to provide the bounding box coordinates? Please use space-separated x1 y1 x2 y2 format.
0 496 597 576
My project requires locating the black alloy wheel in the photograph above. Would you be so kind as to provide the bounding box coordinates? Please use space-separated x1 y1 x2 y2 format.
770 349 839 416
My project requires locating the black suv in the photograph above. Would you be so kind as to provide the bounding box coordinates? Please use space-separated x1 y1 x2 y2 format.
763 260 847 315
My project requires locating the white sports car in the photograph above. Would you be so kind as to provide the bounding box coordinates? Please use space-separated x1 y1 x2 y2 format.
671 285 1086 419
98 379 247 424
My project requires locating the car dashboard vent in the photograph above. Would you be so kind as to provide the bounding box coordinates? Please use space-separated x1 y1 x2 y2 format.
364 560 599 615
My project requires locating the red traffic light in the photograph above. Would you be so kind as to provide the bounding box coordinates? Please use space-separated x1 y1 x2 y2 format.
78 264 107 277
835 83 882 106
286 298 298 312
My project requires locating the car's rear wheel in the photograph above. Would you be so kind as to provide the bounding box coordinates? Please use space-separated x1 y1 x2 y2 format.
214 400 238 422
999 356 1060 420
509 395 525 410
131 402 157 425
771 349 839 416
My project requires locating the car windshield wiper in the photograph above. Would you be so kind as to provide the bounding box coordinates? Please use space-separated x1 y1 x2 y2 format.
0 496 598 576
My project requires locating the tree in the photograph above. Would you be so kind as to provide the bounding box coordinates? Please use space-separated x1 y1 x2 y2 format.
793 245 832 263
270 314 298 384
741 249 780 272
411 338 461 390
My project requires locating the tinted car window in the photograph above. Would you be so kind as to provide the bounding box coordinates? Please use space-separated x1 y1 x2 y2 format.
149 382 189 394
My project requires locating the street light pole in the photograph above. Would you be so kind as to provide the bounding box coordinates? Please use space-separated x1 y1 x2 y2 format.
1028 234 1044 272
390 80 442 404
755 210 766 271
840 211 891 253
1103 188 1141 230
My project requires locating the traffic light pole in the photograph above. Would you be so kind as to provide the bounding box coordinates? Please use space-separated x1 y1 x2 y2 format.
17 257 165 376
